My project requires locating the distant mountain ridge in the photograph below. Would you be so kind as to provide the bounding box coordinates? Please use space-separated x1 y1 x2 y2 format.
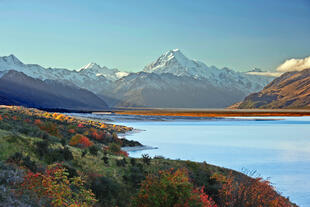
0 50 275 108
0 54 118 93
236 68 310 109
0 70 108 110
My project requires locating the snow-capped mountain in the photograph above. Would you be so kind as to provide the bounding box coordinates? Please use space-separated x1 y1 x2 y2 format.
0 51 275 108
96 49 274 107
79 62 128 81
144 49 219 79
143 49 273 94
0 55 127 93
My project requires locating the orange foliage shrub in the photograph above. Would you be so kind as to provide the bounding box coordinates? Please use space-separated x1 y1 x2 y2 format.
100 124 106 128
68 129 75 134
34 119 42 125
55 114 65 120
38 122 61 137
90 129 104 140
20 163 97 207
131 168 217 207
215 172 292 207
70 134 93 148
79 136 94 148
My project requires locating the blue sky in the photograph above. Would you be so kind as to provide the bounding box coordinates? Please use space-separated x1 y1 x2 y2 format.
0 0 309 72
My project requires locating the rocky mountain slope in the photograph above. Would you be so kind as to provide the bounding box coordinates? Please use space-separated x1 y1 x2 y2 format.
237 68 310 109
101 72 246 108
0 70 108 110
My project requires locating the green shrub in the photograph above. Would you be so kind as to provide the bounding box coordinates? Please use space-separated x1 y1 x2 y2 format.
90 176 122 207
89 145 99 156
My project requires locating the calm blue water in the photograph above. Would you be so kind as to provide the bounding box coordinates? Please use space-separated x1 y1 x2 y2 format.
113 116 310 207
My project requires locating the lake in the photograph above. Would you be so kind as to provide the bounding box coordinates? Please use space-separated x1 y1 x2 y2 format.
71 113 310 206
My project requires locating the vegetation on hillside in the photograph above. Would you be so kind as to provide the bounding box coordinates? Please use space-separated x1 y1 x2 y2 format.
0 106 296 207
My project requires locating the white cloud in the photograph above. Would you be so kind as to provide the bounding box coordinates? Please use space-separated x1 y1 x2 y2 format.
246 71 282 77
277 56 310 72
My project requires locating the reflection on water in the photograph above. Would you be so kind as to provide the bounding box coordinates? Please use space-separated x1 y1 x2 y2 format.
70 114 310 206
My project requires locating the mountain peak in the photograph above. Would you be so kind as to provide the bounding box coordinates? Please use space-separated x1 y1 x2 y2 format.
162 49 186 61
0 54 23 65
78 62 129 81
143 49 193 73
79 62 102 71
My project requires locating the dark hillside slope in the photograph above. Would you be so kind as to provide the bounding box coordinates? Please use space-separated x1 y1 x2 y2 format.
237 69 310 109
0 70 108 110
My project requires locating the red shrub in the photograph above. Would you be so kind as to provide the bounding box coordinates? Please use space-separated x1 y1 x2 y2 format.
38 122 61 138
131 168 217 207
118 150 129 157
77 123 84 128
20 163 97 207
193 186 217 207
34 119 42 125
79 136 94 148
69 134 93 148
91 130 104 140
216 172 292 207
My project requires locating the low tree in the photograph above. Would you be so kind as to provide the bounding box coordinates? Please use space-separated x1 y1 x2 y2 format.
20 163 97 207
131 168 217 207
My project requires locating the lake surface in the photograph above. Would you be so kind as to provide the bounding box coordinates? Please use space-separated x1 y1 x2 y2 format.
71 114 310 206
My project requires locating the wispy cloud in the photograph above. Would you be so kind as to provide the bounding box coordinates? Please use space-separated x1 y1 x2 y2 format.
246 71 282 77
276 56 310 72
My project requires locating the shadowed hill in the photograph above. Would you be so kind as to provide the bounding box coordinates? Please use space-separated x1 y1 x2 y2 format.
237 68 310 109
0 70 108 110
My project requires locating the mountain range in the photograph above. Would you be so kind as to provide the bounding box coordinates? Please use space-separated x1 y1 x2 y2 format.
0 49 274 109
236 68 310 109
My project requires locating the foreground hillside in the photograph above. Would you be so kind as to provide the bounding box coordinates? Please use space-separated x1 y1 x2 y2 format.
237 69 310 109
0 106 296 206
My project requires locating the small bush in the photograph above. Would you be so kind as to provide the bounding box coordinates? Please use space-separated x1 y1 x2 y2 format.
20 163 97 207
89 145 99 156
131 168 217 207
142 154 151 165
90 176 122 207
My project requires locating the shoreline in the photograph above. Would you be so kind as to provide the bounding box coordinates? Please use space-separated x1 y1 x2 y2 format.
109 108 310 117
